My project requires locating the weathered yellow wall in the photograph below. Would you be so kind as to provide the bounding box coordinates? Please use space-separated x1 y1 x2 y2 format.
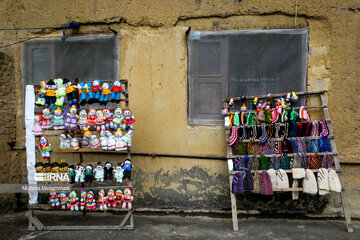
0 0 359 216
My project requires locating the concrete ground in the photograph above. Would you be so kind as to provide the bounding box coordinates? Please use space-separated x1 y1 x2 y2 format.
0 211 359 240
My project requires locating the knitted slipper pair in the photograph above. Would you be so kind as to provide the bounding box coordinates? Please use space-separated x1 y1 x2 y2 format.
260 170 273 195
239 125 247 140
310 120 319 136
299 106 310 121
317 168 330 195
259 125 268 143
319 120 329 137
303 169 318 195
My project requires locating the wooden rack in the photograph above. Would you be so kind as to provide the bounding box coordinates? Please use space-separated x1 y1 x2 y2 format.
27 79 135 231
224 90 353 233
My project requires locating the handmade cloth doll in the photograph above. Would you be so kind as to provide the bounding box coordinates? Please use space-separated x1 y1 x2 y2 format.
32 115 43 136
60 131 70 149
43 159 52 172
104 162 113 180
106 131 116 150
100 82 111 105
65 105 78 130
89 135 101 148
91 80 102 103
85 82 93 104
103 108 114 129
115 189 123 205
122 130 133 147
100 130 108 150
68 191 79 211
35 81 47 106
40 108 52 129
78 110 88 129
95 110 106 131
94 162 104 182
67 133 79 150
63 78 78 106
39 135 51 159
106 189 117 208
121 109 135 130
112 108 124 130
49 190 60 208
51 160 60 173
68 165 76 184
77 82 87 105
80 190 86 210
98 189 108 211
59 159 68 173
121 159 133 180
86 191 96 211
53 107 65 130
114 163 124 183
75 164 85 183
115 128 127 151
121 188 133 210
35 159 44 173
85 164 94 183
54 78 66 107
45 79 56 108
59 192 69 210
87 108 96 130
111 80 128 103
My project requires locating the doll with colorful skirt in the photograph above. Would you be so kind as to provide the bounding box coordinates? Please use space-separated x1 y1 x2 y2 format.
86 191 96 211
86 108 96 130
121 188 134 210
32 115 43 136
106 189 117 208
68 191 79 211
63 78 78 106
99 82 111 105
98 189 108 211
115 189 123 205
112 108 124 130
35 81 47 106
121 109 135 130
39 135 51 159
111 80 128 103
78 110 88 129
80 190 86 210
102 108 114 130
95 110 106 131
53 107 65 130
40 108 53 129
64 105 78 130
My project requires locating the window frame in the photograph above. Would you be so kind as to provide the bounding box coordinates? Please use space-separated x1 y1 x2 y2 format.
187 28 308 126
21 34 119 126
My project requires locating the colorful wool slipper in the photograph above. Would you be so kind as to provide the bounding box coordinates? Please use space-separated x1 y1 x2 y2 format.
259 125 268 143
240 96 247 111
328 169 342 193
252 96 258 109
317 168 330 195
291 92 299 104
260 171 273 195
276 169 289 189
319 120 329 137
303 169 318 195
233 112 240 126
228 98 234 108
267 169 277 188
299 106 310 121
239 125 247 140
290 108 298 121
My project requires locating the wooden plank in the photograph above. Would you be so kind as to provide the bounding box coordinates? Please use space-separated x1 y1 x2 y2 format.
292 180 299 200
229 175 238 231
118 210 133 230
224 90 327 102
30 204 132 212
320 93 353 233
45 225 120 230
25 210 44 230
52 148 131 154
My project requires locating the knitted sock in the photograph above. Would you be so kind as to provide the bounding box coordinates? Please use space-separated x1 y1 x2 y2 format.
233 112 240 126
229 126 239 146
239 125 247 140
319 120 329 137
259 125 268 143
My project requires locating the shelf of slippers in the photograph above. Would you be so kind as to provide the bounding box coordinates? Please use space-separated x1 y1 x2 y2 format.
227 152 338 159
225 135 334 144
228 169 342 175
224 120 331 131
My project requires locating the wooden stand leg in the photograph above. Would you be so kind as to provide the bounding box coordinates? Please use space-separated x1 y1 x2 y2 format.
25 210 44 231
229 175 238 231
340 190 353 233
292 180 299 200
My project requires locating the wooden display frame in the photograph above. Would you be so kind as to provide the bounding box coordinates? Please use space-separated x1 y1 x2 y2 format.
224 90 353 233
26 79 136 231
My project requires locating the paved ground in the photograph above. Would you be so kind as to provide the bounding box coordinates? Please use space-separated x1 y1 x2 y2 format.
0 211 359 240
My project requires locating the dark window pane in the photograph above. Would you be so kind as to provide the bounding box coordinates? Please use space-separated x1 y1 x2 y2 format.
197 42 221 76
31 47 51 84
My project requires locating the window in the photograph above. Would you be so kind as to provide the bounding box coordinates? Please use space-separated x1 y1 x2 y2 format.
22 35 118 85
188 29 308 125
